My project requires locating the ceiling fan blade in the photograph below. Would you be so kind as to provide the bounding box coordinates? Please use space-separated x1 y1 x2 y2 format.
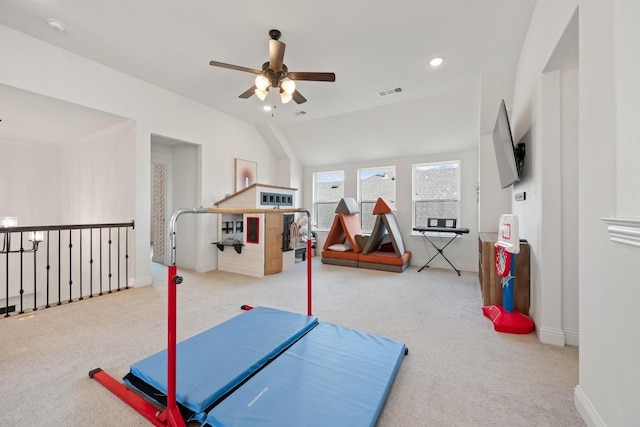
292 90 307 104
209 61 261 74
288 71 336 82
238 86 256 99
269 39 286 71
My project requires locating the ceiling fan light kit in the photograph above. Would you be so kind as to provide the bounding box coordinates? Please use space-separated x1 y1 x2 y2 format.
255 74 270 91
255 88 269 101
280 91 293 104
209 29 335 106
280 78 296 95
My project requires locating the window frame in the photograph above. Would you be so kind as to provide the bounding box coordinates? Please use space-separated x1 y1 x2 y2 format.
357 166 396 233
312 170 345 231
411 160 461 235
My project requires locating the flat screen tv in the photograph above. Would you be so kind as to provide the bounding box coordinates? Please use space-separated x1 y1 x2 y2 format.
492 99 525 189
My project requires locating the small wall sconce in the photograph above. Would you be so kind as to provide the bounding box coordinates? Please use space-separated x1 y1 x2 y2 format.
28 231 44 251
29 231 44 243
1 218 42 253
2 217 17 253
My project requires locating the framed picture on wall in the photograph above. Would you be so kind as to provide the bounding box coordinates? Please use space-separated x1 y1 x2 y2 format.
235 158 257 191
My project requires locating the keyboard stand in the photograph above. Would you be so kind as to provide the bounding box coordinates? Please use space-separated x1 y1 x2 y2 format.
413 227 470 276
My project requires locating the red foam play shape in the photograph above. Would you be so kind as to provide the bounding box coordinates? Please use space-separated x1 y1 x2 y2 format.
482 305 535 334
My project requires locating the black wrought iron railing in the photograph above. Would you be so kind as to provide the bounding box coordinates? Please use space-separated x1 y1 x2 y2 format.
0 221 134 317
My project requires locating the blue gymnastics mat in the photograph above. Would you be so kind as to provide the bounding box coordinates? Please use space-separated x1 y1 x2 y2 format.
204 321 406 427
124 306 318 423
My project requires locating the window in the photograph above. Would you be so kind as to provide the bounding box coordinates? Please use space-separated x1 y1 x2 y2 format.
313 171 344 230
357 166 396 232
412 161 460 229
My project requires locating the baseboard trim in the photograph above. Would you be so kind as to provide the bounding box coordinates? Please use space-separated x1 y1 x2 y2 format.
574 385 607 427
564 328 579 346
132 275 152 287
195 262 216 273
538 326 566 346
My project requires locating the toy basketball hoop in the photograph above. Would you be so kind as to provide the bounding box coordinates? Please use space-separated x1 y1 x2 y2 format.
482 214 534 334
495 214 520 255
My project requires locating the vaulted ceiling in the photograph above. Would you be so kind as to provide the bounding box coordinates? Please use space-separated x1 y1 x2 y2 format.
0 0 536 166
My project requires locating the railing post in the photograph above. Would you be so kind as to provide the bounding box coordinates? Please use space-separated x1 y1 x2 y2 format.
4 237 9 317
68 229 73 303
57 230 61 306
33 237 38 311
125 225 130 290
117 227 121 291
79 229 83 301
90 228 94 298
19 232 24 314
99 229 103 296
108 228 112 293
46 231 50 308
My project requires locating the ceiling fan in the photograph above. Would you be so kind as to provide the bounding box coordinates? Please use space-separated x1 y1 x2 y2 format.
209 29 336 105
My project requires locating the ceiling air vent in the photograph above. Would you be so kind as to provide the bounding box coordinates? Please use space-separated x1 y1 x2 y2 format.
377 87 403 97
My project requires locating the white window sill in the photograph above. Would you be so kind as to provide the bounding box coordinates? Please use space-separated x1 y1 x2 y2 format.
601 217 640 247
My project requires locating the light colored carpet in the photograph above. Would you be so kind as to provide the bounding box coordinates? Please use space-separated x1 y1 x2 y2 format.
0 259 584 426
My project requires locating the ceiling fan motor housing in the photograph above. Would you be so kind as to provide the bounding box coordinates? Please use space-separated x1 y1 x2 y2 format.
261 62 289 87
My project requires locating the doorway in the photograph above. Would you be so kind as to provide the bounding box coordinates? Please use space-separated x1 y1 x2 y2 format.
150 135 200 268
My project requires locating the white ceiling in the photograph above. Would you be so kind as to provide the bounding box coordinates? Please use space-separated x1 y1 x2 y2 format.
0 0 536 166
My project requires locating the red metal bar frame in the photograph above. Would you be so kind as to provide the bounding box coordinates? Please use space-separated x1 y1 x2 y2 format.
89 366 184 426
91 208 312 426
87 265 185 427
165 265 185 426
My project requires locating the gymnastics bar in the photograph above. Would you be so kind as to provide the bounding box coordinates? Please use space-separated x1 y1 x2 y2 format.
90 207 312 426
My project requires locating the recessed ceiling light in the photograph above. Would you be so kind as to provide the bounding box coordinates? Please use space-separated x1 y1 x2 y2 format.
429 57 444 67
262 105 272 112
46 18 66 32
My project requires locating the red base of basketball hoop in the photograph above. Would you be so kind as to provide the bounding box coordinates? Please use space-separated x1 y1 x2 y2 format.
482 305 535 334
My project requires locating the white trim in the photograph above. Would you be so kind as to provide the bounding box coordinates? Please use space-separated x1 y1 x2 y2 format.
601 217 640 247
538 326 566 346
574 385 607 427
564 328 579 347
131 275 153 287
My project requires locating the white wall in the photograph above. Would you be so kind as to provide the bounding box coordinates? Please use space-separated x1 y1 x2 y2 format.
559 46 579 346
0 24 284 285
575 1 640 425
59 121 136 224
305 149 479 273
171 143 199 270
0 140 62 225
513 0 640 425
614 0 640 217
0 139 62 303
509 0 579 346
